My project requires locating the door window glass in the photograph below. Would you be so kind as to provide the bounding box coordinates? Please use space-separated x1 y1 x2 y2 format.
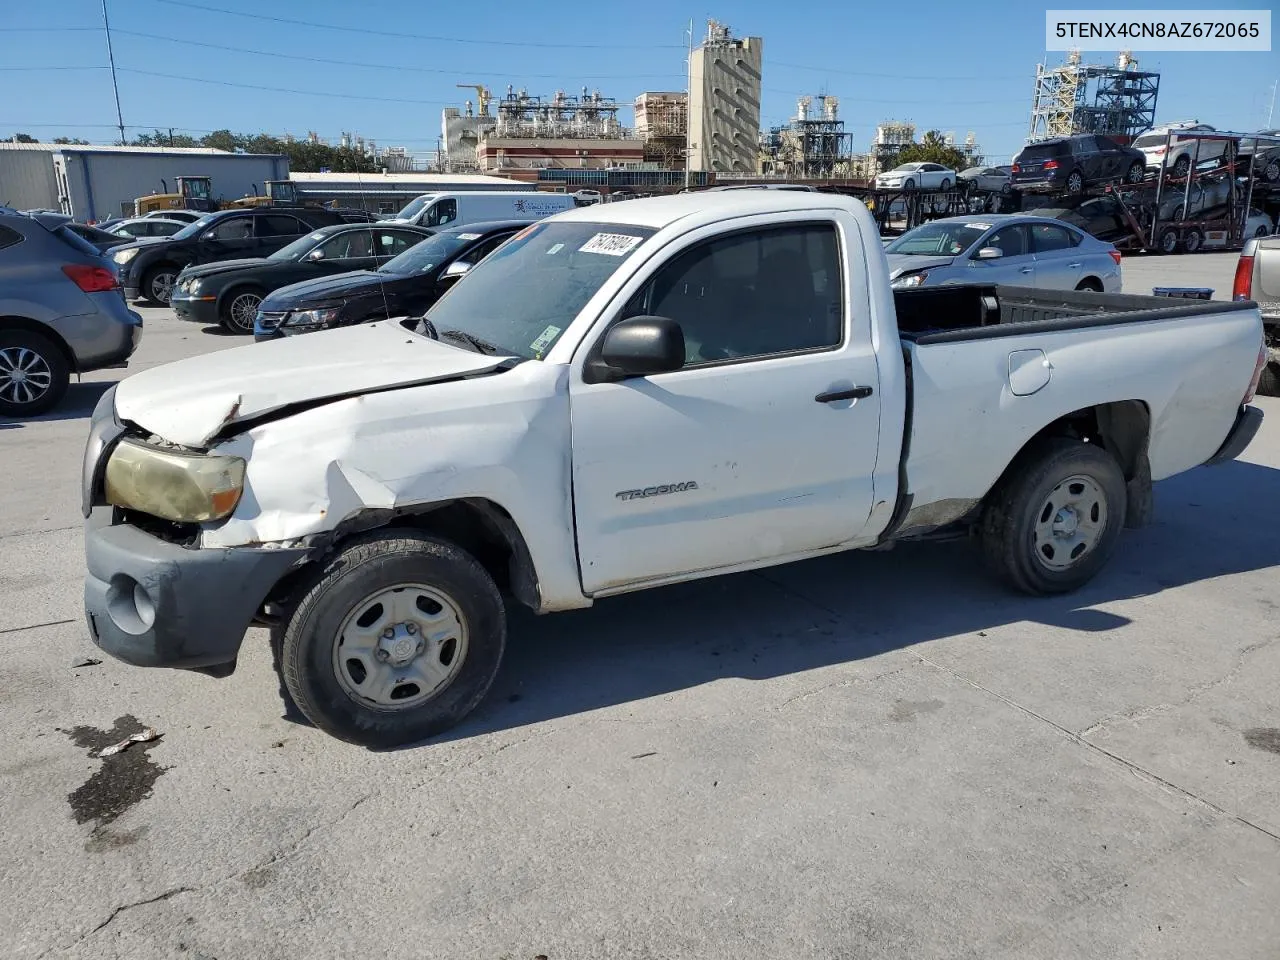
456 233 510 266
376 231 421 256
983 224 1030 257
257 215 308 238
316 230 374 259
425 199 458 227
623 224 843 365
1030 223 1077 252
203 217 253 241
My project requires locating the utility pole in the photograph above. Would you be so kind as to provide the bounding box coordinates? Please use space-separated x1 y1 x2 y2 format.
684 19 694 190
101 0 127 145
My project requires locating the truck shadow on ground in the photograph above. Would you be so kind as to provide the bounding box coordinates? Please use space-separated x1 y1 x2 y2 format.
436 458 1280 745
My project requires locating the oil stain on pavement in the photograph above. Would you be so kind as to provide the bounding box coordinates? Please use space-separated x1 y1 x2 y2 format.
1243 727 1280 755
61 715 166 848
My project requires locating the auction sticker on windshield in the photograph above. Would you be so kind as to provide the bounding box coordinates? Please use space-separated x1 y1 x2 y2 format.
456 233 482 241
530 324 561 356
965 223 992 230
579 233 643 256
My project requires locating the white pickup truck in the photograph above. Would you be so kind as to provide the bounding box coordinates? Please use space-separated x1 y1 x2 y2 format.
82 193 1267 746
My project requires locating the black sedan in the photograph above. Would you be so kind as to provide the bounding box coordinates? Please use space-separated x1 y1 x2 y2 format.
254 220 530 341
171 222 435 333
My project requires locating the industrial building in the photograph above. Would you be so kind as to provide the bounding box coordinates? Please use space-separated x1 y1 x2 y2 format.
635 92 688 167
761 96 854 178
688 21 763 174
442 84 499 172
475 86 644 177
1028 50 1160 142
0 143 286 221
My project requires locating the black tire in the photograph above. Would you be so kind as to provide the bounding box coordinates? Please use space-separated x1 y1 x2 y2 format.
1258 362 1280 398
1263 159 1280 184
980 438 1127 595
219 287 264 335
903 178 916 191
0 329 70 417
1171 154 1191 179
280 531 506 748
1001 181 1012 195
1183 229 1203 254
1066 170 1085 195
1157 227 1180 254
939 178 951 191
1125 161 1145 184
1074 278 1103 292
141 263 179 305
1255 226 1271 239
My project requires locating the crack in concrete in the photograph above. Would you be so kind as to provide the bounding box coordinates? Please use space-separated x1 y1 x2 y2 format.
39 886 194 959
777 664 915 709
1078 638 1276 738
915 653 1280 846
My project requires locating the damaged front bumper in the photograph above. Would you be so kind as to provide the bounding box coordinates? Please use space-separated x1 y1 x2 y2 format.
83 507 308 671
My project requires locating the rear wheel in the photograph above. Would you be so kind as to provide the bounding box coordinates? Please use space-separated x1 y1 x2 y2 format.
1125 161 1145 184
1066 170 1085 194
0 330 70 417
1258 363 1280 397
1183 228 1203 254
1157 227 1180 254
1171 154 1191 179
980 439 1127 595
1263 159 1280 184
903 178 916 191
280 531 506 747
1255 225 1271 239
1074 278 1103 292
939 178 951 191
220 288 264 335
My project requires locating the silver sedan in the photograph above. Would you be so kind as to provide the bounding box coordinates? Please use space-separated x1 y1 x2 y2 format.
884 214 1122 292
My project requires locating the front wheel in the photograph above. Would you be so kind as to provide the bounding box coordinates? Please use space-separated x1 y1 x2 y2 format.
280 531 506 747
1157 227 1180 254
939 178 951 191
1171 155 1191 179
1066 170 1084 194
142 264 178 305
220 289 263 334
1183 228 1203 254
0 330 70 417
903 178 916 191
1125 161 1145 184
980 438 1127 595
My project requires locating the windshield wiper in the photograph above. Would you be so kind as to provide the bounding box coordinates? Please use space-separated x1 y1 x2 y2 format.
438 328 500 355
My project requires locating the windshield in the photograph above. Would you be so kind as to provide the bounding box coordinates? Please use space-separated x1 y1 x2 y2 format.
170 214 218 240
380 231 476 274
270 231 328 261
884 220 989 256
421 221 656 360
889 164 921 173
392 195 436 220
1132 133 1167 148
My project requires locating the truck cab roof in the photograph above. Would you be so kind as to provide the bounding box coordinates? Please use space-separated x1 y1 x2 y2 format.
550 191 862 231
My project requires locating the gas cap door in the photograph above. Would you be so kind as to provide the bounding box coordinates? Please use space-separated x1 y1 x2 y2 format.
1008 348 1051 396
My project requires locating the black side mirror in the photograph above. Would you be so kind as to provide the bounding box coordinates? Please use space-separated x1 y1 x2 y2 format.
587 316 685 383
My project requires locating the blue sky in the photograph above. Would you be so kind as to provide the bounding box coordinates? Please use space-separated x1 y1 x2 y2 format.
2 0 1276 163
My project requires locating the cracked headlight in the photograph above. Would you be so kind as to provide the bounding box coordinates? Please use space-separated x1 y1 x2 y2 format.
105 439 245 523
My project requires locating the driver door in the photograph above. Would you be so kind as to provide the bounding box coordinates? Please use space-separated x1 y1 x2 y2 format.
569 216 883 594
968 223 1034 285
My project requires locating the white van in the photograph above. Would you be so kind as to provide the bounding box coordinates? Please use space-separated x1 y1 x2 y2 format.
383 191 578 228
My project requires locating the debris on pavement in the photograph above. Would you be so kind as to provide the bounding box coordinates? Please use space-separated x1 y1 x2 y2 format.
98 727 161 757
71 656 103 668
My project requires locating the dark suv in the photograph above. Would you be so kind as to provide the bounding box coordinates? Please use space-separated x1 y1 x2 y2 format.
1011 135 1146 195
109 207 346 305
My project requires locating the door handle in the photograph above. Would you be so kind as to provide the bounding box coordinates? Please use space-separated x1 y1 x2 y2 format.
1067 261 1082 268
815 386 873 403
1019 266 1034 274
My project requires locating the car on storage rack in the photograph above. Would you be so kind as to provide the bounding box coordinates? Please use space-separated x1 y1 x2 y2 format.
1022 194 1139 247
79 191 1266 746
874 162 955 191
1133 122 1230 178
883 214 1122 292
958 165 1013 195
1239 130 1280 185
0 208 142 417
110 207 347 306
1012 135 1147 195
171 222 435 334
253 220 530 341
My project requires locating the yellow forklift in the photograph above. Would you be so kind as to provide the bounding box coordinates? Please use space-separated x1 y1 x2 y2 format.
132 175 220 216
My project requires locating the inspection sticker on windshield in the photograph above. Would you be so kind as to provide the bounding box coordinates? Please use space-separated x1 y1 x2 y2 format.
546 243 565 255
456 233 482 241
579 233 642 256
965 222 992 230
529 324 561 355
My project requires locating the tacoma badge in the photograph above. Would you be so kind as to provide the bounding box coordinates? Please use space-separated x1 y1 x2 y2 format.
616 481 699 502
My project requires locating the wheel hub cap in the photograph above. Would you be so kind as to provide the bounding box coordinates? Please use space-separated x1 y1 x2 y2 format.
1033 474 1107 571
334 583 468 710
0 347 53 404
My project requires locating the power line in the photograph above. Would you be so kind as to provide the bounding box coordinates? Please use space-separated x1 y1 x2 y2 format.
118 68 458 105
110 29 682 80
0 66 108 71
151 0 685 49
769 59 1026 83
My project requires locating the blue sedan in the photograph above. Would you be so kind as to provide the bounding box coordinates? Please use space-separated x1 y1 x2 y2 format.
884 214 1122 292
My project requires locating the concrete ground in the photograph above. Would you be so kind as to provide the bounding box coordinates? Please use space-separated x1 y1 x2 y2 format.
3 254 1277 960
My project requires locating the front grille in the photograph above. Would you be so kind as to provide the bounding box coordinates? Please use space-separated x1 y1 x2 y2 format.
256 311 287 331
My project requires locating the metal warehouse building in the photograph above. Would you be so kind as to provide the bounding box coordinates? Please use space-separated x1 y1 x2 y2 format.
0 143 287 221
286 171 532 215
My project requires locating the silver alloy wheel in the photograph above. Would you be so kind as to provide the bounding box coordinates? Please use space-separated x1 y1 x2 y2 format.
1067 171 1084 193
149 269 177 304
1033 474 1107 571
1265 160 1279 183
227 292 262 332
0 346 53 406
333 582 469 710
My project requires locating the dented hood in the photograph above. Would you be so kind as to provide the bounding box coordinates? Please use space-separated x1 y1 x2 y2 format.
113 320 510 447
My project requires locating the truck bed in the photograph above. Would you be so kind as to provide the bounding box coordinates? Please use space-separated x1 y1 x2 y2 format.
894 284 1255 343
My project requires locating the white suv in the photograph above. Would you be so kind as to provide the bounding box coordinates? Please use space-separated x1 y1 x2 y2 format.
1134 122 1228 178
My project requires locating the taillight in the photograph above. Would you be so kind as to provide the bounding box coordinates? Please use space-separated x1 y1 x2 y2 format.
1011 163 1021 174
1043 160 1059 170
1109 250 1122 265
1233 255 1254 301
1243 338 1267 404
62 264 119 293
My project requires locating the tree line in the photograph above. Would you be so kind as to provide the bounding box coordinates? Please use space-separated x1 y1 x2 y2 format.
5 130 380 173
